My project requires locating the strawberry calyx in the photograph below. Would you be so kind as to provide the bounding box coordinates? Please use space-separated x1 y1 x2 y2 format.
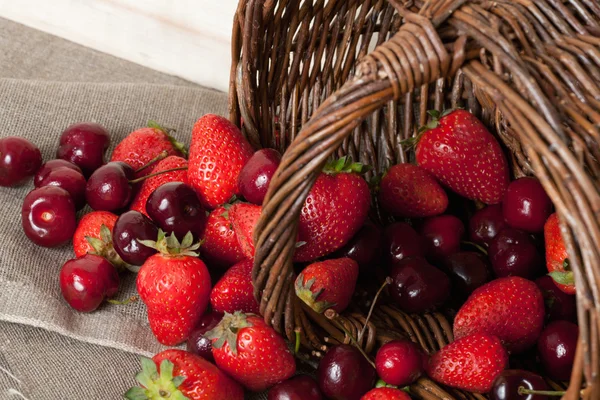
401 108 455 148
549 258 574 287
205 311 253 355
125 357 188 400
375 379 398 389
138 230 201 258
295 273 336 313
147 120 188 157
323 156 370 175
85 224 130 271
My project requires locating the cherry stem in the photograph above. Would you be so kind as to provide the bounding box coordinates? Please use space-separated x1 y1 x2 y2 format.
129 166 188 184
358 277 391 343
108 295 138 305
324 309 376 369
134 150 169 173
517 386 566 396
461 240 488 256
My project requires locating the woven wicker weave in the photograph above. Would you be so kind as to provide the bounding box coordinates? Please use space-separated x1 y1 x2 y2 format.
229 0 600 398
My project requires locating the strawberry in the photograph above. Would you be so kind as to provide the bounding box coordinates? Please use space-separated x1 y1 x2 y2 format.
188 114 254 209
295 157 371 262
137 231 211 346
111 121 186 177
129 156 189 216
295 258 358 313
72 211 127 269
210 259 259 314
544 213 575 294
126 349 244 400
426 333 508 393
453 276 545 353
229 202 261 258
361 388 411 400
200 206 244 269
378 163 448 218
206 311 296 391
415 109 509 204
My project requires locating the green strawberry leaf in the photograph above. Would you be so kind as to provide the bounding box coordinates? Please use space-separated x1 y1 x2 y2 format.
138 230 200 258
124 387 148 400
126 357 189 400
563 258 571 270
206 311 253 356
548 271 574 286
295 273 336 313
148 120 188 157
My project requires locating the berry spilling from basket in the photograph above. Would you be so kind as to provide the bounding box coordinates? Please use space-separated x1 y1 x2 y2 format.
3 110 580 398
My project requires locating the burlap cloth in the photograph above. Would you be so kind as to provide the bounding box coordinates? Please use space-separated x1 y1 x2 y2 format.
0 18 270 400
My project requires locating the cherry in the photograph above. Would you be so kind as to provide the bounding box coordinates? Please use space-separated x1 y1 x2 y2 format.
317 344 376 400
34 159 82 187
59 254 119 312
469 204 506 246
375 340 427 386
21 186 76 247
489 228 543 279
238 148 281 205
0 136 42 187
37 167 87 210
186 311 223 362
443 251 491 298
535 276 577 323
113 211 159 265
146 182 207 240
503 177 553 233
389 257 450 313
490 369 551 400
419 215 464 261
537 320 579 381
333 223 382 272
57 122 110 176
268 375 323 400
86 162 135 211
383 222 425 267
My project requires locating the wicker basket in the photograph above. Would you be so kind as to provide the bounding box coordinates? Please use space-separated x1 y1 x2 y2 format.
228 0 600 399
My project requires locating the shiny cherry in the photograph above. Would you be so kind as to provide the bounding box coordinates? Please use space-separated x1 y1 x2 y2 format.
59 254 119 312
317 344 376 400
490 369 551 400
238 148 281 205
57 122 110 176
443 251 491 298
537 320 579 381
37 167 87 210
535 276 577 323
146 182 207 240
375 340 427 386
186 311 223 362
419 215 464 261
268 375 323 400
383 222 425 267
503 177 553 233
113 211 158 265
34 159 82 187
469 204 506 245
389 256 451 313
489 228 542 279
21 186 77 247
85 162 134 211
333 223 382 271
0 136 42 186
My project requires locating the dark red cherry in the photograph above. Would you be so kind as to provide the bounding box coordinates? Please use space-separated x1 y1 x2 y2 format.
537 320 579 381
490 369 551 400
375 340 427 386
389 257 451 313
419 215 464 261
37 167 87 210
503 177 553 233
57 122 110 176
443 251 491 298
469 204 506 246
85 162 132 211
113 210 158 265
333 223 382 271
238 148 281 205
146 182 207 240
0 136 42 186
317 344 376 400
186 311 223 362
383 222 425 267
535 276 577 323
59 254 119 312
268 375 323 400
21 186 76 247
34 159 82 187
489 228 543 279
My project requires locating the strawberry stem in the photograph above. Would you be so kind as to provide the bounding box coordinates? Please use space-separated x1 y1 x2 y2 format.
135 150 169 173
129 167 188 184
357 277 391 343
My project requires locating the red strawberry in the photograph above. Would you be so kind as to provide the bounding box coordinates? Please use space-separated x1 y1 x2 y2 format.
229 202 262 258
295 258 358 313
137 231 211 346
544 213 575 294
453 276 545 353
379 163 448 218
200 206 244 269
361 388 411 400
415 109 509 204
427 333 508 393
126 349 244 400
207 311 296 391
111 121 186 177
129 156 189 216
188 114 254 209
72 211 127 269
295 157 370 262
210 259 259 314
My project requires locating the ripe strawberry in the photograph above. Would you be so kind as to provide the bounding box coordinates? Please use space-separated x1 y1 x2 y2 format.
295 258 358 313
200 206 244 269
544 213 575 294
378 163 448 218
207 311 296 391
129 156 189 216
427 333 508 393
415 109 509 204
137 231 211 346
210 259 259 314
295 157 370 262
361 388 411 400
111 121 186 176
229 202 261 258
72 211 127 269
188 114 254 209
453 276 545 353
126 349 244 400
